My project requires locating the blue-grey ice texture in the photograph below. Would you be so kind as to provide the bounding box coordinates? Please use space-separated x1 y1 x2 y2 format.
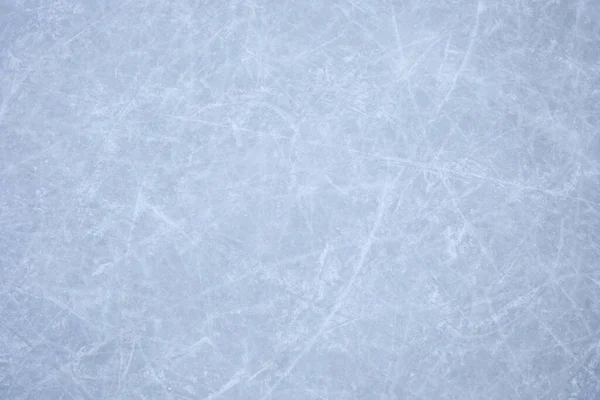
1 1 600 399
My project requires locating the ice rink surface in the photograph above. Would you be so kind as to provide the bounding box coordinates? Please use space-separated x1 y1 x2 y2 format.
1 1 600 399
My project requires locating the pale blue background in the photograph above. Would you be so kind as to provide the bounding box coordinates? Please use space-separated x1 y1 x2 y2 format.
1 1 599 399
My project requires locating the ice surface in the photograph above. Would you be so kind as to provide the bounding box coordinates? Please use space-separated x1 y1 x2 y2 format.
1 0 600 399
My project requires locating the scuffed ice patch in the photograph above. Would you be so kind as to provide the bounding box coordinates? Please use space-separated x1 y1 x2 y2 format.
1 0 599 399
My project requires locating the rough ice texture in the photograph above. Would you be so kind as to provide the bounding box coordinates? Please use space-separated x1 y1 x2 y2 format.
1 1 600 399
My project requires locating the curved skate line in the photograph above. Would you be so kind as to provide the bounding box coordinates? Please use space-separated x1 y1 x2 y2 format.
260 174 398 399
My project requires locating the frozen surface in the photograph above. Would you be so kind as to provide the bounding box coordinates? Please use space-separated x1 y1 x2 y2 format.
1 1 600 399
